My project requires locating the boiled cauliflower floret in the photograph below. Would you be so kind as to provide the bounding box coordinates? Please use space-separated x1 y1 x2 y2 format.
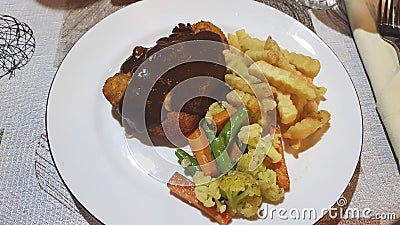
238 123 262 148
238 125 282 166
193 172 226 213
218 171 262 218
236 148 265 173
236 149 285 202
254 167 285 202
205 101 233 121
264 133 283 163
205 102 226 121
235 195 263 218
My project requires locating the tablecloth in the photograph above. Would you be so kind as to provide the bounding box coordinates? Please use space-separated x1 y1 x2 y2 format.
0 0 398 224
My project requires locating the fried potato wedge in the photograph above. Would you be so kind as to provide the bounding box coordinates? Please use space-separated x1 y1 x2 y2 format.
249 61 318 100
275 90 298 124
236 29 264 51
283 110 331 140
223 49 260 84
226 89 260 116
225 74 254 95
227 33 241 50
282 50 321 79
245 49 281 66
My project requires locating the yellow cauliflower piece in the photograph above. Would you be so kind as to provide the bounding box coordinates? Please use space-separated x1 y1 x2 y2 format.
193 172 226 212
238 124 262 148
205 102 226 121
226 89 260 116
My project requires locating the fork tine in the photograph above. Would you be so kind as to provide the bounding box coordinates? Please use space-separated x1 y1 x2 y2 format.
389 0 395 28
378 0 383 25
395 0 400 29
383 0 389 25
377 0 400 61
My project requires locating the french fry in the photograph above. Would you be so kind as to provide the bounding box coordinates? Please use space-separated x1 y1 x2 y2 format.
249 61 318 100
263 37 295 72
285 138 302 150
302 100 319 118
261 98 277 112
275 90 298 124
254 98 275 129
245 49 280 65
316 86 327 97
264 36 281 52
251 82 273 97
223 50 260 84
225 74 254 95
226 89 260 116
282 50 321 79
236 29 264 51
282 110 331 140
225 73 273 99
290 94 308 121
227 33 240 50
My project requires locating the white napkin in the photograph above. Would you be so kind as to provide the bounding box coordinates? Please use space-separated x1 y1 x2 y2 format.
345 0 400 162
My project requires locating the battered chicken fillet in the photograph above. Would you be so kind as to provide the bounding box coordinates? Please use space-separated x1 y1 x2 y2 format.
192 21 228 45
102 21 228 144
102 72 131 110
148 111 201 137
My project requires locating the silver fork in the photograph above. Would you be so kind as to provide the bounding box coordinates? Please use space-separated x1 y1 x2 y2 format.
377 0 400 59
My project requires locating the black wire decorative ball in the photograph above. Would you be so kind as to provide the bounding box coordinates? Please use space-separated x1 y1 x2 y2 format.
0 14 36 79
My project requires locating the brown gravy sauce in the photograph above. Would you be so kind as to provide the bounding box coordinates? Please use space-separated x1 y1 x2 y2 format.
120 23 229 136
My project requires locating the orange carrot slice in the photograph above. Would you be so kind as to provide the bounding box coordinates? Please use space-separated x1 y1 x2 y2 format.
167 172 232 225
269 127 290 191
227 141 243 164
212 108 237 133
187 127 217 176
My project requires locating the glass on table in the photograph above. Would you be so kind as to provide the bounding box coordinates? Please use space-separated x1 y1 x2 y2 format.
294 0 339 10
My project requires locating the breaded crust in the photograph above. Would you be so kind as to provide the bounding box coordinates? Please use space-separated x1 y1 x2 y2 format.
148 111 200 137
192 20 228 44
102 72 131 109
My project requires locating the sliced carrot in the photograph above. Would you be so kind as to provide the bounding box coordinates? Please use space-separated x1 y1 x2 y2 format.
227 141 243 164
212 108 237 133
268 127 290 191
187 127 217 176
167 172 232 225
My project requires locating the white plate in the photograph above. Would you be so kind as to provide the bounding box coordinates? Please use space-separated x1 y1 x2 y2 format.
47 0 362 224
